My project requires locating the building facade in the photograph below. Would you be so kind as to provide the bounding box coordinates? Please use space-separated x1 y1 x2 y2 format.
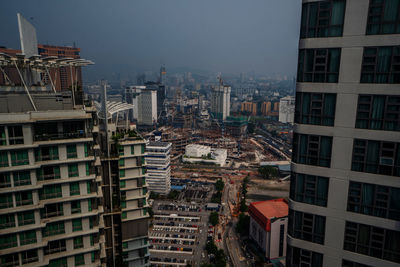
241 102 257 116
288 1 400 267
125 86 157 126
279 96 295 124
211 84 231 121
145 142 171 195
249 199 288 260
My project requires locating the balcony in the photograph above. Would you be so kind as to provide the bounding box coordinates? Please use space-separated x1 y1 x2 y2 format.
34 131 91 142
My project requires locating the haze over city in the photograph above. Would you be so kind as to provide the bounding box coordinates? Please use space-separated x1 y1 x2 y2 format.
0 0 301 80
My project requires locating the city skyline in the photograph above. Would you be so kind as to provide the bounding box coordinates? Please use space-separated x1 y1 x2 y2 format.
0 0 301 81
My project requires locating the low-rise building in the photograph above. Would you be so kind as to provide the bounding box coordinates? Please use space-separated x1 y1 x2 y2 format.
183 145 227 166
248 199 288 260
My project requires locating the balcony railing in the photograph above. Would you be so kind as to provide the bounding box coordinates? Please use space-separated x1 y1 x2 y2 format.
34 131 91 142
41 210 63 219
37 173 61 181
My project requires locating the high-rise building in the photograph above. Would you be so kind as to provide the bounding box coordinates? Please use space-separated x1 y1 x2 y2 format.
278 96 295 124
98 85 150 267
261 101 272 116
125 86 157 126
288 1 400 267
159 65 166 86
0 18 103 266
211 83 231 121
241 101 257 116
145 141 171 195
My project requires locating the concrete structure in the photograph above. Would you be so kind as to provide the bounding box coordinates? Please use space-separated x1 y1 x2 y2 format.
288 1 400 267
145 141 171 195
183 144 227 166
211 83 231 121
279 96 295 124
249 199 288 260
241 101 257 116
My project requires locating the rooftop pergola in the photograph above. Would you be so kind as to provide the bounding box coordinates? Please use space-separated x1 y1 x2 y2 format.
0 52 94 111
95 100 134 120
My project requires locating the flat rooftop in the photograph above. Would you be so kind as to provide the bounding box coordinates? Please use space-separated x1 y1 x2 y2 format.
147 141 171 147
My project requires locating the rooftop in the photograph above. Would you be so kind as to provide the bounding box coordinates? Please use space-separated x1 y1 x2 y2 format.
147 141 171 147
250 198 288 220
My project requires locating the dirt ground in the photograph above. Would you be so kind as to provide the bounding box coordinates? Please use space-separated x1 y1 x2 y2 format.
246 176 289 203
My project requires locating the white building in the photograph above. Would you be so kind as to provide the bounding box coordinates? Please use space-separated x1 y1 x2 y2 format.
289 1 400 267
249 199 288 260
145 141 171 195
183 144 227 166
125 86 157 126
278 96 295 124
211 84 231 121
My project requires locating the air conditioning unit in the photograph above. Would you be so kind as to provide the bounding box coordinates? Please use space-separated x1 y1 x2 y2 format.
380 157 394 166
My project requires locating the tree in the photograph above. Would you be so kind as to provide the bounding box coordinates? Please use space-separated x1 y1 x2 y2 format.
215 179 224 192
240 198 248 212
209 212 219 226
205 240 218 255
258 166 279 179
236 214 250 235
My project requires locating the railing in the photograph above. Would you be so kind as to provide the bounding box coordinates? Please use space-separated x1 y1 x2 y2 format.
44 246 66 255
36 154 59 161
16 199 33 206
34 131 91 142
39 192 62 200
11 159 29 166
0 221 15 229
37 173 61 181
22 255 39 264
67 152 77 159
41 211 63 219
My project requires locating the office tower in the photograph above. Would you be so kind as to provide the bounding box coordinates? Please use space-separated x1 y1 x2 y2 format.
125 86 157 126
278 96 295 123
0 27 102 267
145 82 165 121
288 1 400 267
145 141 171 195
159 65 166 86
98 85 149 267
211 82 231 121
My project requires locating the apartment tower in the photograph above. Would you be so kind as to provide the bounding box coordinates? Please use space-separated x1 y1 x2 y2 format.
211 82 231 121
145 141 171 195
288 1 400 266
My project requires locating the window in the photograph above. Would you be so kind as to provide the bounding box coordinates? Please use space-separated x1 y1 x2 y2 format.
131 145 135 155
0 193 13 209
40 203 63 219
13 171 31 186
119 169 125 178
88 199 92 212
142 167 146 175
0 253 19 267
119 158 125 167
74 236 84 249
361 46 400 83
87 181 92 194
0 234 17 249
10 150 29 166
44 240 66 255
72 218 82 231
19 230 36 245
122 211 127 219
301 0 346 38
344 221 400 263
21 249 38 264
39 184 62 200
0 126 5 146
34 146 59 161
292 133 333 167
286 244 323 267
75 254 85 266
342 259 371 267
290 172 329 207
68 164 79 177
295 92 337 126
84 143 89 157
120 180 126 188
91 252 95 263
348 181 400 220
288 209 326 244
0 173 11 188
119 145 124 156
67 144 77 159
297 48 341 83
8 125 23 145
0 213 15 229
70 182 80 196
71 200 81 214
42 221 65 237
49 257 67 267
0 151 8 167
15 191 33 206
279 224 285 257
18 211 35 226
367 0 400 35
121 201 126 209
356 95 400 131
36 166 60 181
141 144 145 154
352 139 400 176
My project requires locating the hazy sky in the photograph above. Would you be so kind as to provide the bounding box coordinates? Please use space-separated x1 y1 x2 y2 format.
1 0 301 79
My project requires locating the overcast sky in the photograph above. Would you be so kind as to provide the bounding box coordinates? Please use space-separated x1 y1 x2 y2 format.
1 0 301 79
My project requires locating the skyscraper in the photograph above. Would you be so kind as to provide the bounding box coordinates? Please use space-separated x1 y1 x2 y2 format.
288 1 400 267
145 141 171 195
211 81 231 121
159 65 166 86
